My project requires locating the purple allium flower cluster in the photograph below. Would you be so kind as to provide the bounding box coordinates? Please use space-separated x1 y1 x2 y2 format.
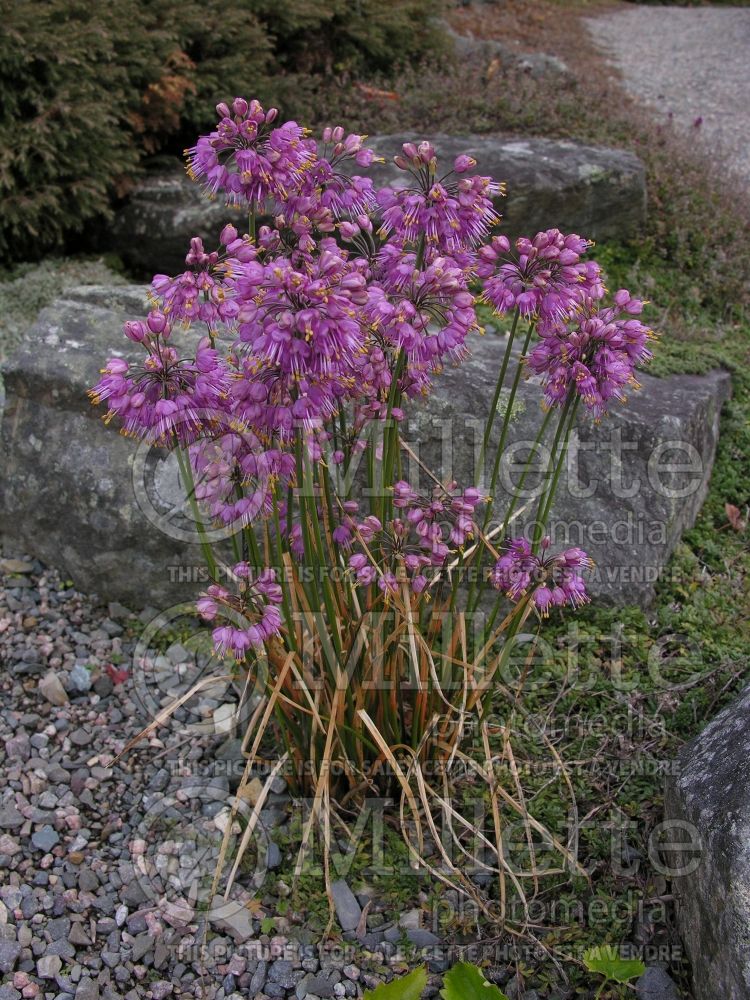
89 317 228 443
190 431 295 528
186 98 314 205
150 229 252 333
366 250 478 394
477 229 604 324
527 290 654 417
490 538 592 615
378 143 502 253
392 480 484 549
285 126 379 226
235 244 367 380
197 563 283 660
349 482 484 596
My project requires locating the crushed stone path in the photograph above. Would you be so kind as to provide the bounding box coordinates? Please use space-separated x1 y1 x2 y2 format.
585 5 750 185
0 555 426 1000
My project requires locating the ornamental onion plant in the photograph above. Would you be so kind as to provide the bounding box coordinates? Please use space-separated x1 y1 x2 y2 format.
92 98 655 918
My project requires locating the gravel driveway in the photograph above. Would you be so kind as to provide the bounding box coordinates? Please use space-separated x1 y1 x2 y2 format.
585 5 750 185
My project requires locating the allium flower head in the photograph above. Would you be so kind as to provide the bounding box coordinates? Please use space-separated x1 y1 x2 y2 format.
377 142 503 253
477 229 603 325
491 538 592 615
89 328 228 444
150 235 257 333
527 289 654 417
185 98 314 207
349 481 484 595
367 246 479 394
235 244 367 382
197 564 284 660
190 430 295 529
290 127 380 222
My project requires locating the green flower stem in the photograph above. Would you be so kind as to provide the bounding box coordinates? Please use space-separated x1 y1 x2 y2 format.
476 306 521 484
500 405 555 539
381 348 406 523
270 492 297 653
295 433 345 667
415 233 426 271
466 318 535 614
294 428 323 611
305 450 345 660
243 523 263 572
532 394 580 551
175 446 217 580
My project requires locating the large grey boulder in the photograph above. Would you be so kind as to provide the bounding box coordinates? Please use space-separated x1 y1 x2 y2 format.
664 685 750 1000
398 331 729 604
364 134 646 243
112 166 238 277
0 290 728 609
0 285 206 609
111 136 645 276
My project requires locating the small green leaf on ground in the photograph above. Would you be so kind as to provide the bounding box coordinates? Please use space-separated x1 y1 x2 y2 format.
364 965 428 1000
583 945 645 984
440 962 510 1000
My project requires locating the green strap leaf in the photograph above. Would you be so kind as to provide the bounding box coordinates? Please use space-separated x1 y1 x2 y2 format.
440 962 509 1000
363 965 429 1000
583 945 646 984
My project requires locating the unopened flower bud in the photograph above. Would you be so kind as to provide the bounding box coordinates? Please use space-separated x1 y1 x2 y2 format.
338 221 359 240
215 102 231 119
232 97 249 118
220 224 238 245
147 310 168 334
123 321 147 343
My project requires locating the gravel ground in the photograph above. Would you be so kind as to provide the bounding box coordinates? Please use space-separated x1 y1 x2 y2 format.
0 555 454 1000
585 5 750 185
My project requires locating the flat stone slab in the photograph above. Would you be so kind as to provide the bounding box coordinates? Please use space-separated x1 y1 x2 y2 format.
664 684 750 999
112 135 645 276
0 288 728 608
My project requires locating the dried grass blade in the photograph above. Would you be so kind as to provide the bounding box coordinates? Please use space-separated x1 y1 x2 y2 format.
110 673 233 763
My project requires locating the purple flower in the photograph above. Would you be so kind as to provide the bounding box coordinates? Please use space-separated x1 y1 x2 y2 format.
150 235 256 333
89 325 229 444
526 289 654 417
186 98 314 208
349 481 484 594
377 142 502 253
366 247 478 395
197 565 284 660
190 431 295 529
491 538 592 615
477 229 603 324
